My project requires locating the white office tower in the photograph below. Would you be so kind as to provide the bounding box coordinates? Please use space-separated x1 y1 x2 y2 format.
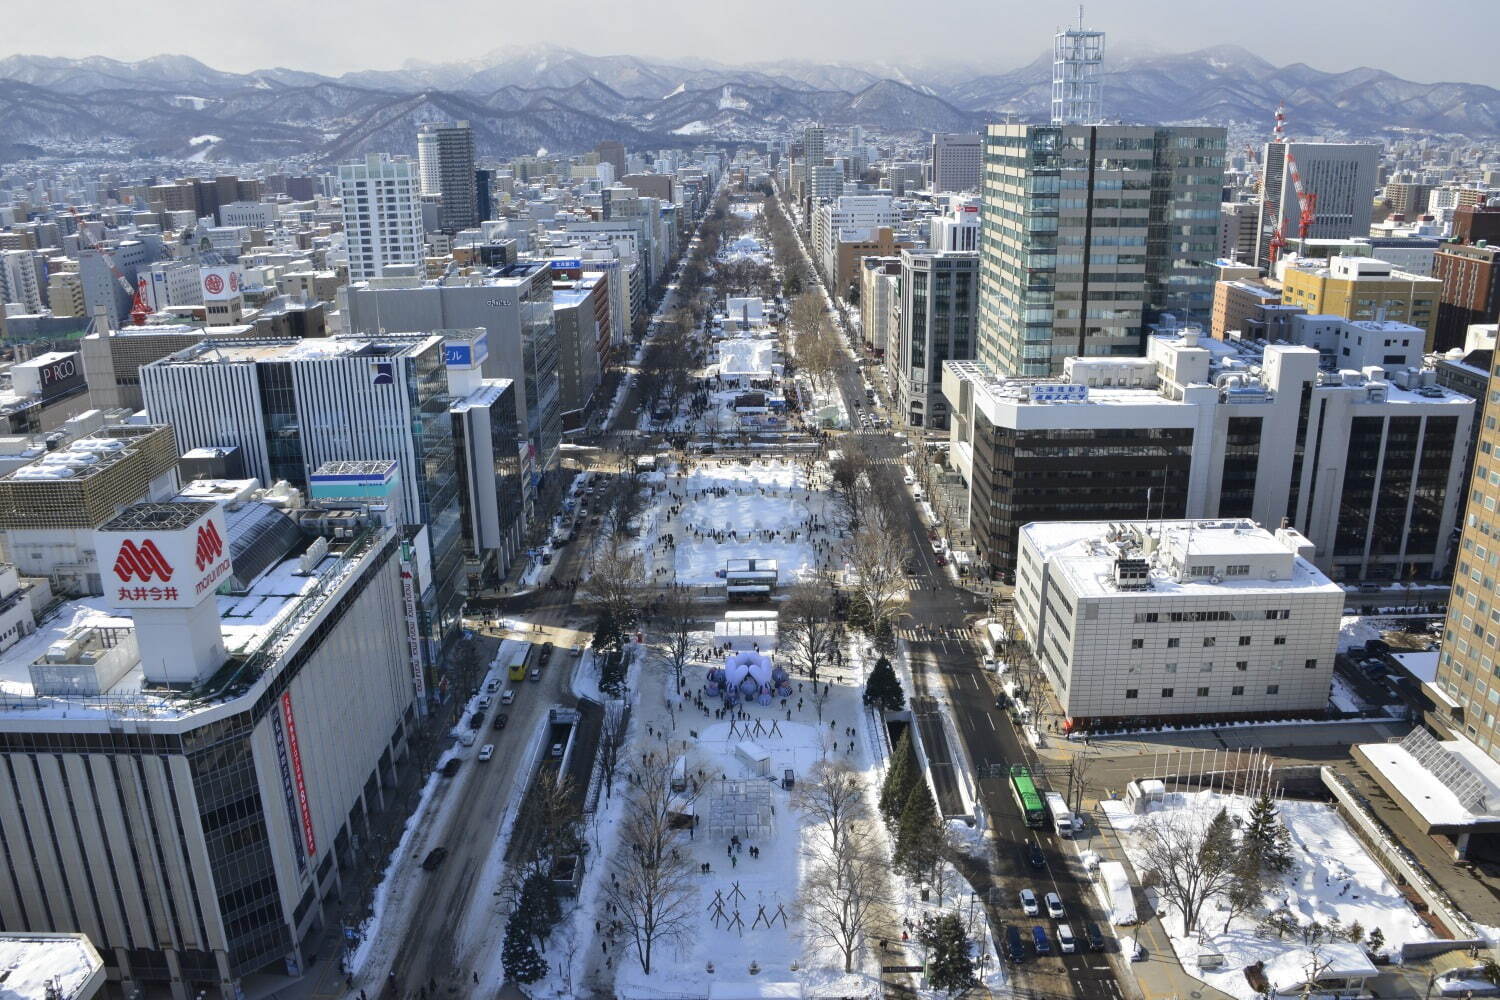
929 133 982 193
337 155 423 280
1051 15 1104 125
1256 141 1380 270
416 128 442 196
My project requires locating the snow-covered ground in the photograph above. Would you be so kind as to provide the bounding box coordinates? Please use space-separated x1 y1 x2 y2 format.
1103 790 1439 1000
632 458 842 586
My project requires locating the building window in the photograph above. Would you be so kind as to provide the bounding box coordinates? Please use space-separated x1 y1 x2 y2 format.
1266 684 1279 695
1266 609 1291 620
1167 637 1180 648
1225 564 1250 576
1161 688 1175 698
1201 662 1214 672
1131 638 1144 649
1165 663 1178 673
1235 660 1248 671
1125 689 1138 699
1238 636 1252 646
1274 636 1287 645
1232 685 1245 695
1197 687 1210 697
1203 637 1216 647
1305 658 1318 669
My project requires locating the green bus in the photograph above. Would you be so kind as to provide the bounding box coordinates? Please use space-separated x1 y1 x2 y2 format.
1009 765 1045 828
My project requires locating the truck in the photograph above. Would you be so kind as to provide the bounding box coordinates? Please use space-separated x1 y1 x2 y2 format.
1044 791 1074 838
1096 861 1138 926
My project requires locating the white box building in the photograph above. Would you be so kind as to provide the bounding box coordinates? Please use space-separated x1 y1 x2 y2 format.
337 154 423 281
1015 518 1345 729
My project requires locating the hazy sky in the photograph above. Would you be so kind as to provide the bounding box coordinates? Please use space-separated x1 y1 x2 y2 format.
7 0 1498 87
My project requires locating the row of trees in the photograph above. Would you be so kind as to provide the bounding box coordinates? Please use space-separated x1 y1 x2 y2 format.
501 778 584 984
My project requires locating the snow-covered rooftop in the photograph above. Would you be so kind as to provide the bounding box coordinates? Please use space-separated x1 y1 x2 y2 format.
1262 942 1377 993
0 933 104 1000
1358 734 1500 828
1021 519 1343 601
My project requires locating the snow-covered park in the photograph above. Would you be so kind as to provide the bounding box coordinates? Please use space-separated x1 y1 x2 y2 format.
634 458 844 586
1103 789 1441 1000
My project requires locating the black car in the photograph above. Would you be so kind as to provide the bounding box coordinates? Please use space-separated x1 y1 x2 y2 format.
1027 843 1046 870
994 692 1008 710
540 642 554 664
440 757 462 777
1004 926 1024 963
469 711 485 729
1084 921 1106 952
492 712 509 731
421 847 448 871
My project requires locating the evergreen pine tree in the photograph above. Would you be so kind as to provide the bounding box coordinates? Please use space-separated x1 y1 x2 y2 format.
1243 791 1293 874
919 912 977 996
880 731 917 824
864 657 905 712
517 871 562 941
502 915 547 985
895 780 941 880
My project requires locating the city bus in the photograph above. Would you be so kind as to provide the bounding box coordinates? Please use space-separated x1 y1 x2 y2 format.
1009 765 1046 828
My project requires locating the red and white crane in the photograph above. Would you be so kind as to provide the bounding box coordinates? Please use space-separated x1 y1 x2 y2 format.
69 207 151 326
1264 104 1318 270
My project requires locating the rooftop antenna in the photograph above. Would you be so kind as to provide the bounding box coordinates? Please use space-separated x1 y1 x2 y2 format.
1051 6 1105 125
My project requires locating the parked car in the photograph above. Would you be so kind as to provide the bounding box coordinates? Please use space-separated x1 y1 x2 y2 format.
1019 889 1039 916
1045 892 1065 919
478 744 495 762
477 696 492 711
468 711 485 729
1031 926 1051 955
1004 926 1024 963
550 742 564 758
440 757 462 777
421 847 448 870
1057 923 1076 953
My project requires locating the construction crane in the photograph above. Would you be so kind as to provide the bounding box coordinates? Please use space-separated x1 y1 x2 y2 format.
68 207 151 326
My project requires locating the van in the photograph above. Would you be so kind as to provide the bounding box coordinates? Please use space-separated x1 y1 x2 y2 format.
458 729 476 747
1031 926 1051 955
501 689 515 705
509 661 526 681
1057 924 1076 954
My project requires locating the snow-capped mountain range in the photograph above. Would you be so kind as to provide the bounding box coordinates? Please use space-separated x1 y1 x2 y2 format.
0 43 1495 164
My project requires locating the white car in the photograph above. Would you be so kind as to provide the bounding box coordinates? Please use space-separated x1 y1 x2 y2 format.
1019 889 1039 916
903 473 915 485
1045 892 1065 919
478 744 495 762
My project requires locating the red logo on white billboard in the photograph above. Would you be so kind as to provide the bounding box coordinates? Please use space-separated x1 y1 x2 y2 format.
114 539 174 582
228 272 240 292
195 521 225 571
203 273 225 295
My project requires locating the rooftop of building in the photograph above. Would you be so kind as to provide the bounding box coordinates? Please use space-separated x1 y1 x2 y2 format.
1356 729 1500 830
0 523 387 722
1020 518 1342 601
0 425 173 486
157 333 437 365
0 933 105 1000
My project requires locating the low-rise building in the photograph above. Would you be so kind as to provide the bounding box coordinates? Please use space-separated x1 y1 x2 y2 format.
1015 518 1343 729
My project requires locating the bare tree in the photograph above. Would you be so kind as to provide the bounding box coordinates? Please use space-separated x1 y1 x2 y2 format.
781 581 841 720
827 437 875 532
793 758 869 859
597 700 630 801
580 539 646 650
798 821 889 973
1136 806 1240 935
652 586 698 695
603 753 700 975
844 504 909 632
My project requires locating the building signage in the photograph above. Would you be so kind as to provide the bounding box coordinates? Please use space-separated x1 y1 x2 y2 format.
281 692 317 859
270 699 309 877
549 258 582 270
442 331 489 370
399 544 427 709
97 505 233 608
35 354 83 401
200 266 242 301
1028 383 1089 404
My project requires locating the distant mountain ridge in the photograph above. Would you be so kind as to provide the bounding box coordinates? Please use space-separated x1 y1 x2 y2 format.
0 43 1495 164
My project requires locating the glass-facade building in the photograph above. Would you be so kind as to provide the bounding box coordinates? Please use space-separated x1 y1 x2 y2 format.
978 123 1226 377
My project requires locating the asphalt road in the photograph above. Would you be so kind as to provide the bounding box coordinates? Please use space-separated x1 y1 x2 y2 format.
771 186 1127 1000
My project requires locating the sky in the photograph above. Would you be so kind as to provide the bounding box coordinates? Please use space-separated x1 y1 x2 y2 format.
4 0 1498 88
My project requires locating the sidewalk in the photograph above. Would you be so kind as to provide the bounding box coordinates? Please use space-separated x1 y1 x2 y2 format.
1073 796 1236 1000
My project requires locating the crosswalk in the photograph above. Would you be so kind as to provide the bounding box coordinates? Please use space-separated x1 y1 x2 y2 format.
897 624 980 642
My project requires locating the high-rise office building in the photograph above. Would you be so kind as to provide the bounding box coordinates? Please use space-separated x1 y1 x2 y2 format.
929 133 982 193
894 249 978 429
803 125 826 170
1434 242 1500 352
416 122 478 233
594 140 627 179
1218 201 1259 263
337 155 423 281
1256 141 1380 270
977 123 1226 376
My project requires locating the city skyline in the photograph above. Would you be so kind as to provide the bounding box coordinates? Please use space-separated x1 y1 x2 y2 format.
2 0 1499 88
